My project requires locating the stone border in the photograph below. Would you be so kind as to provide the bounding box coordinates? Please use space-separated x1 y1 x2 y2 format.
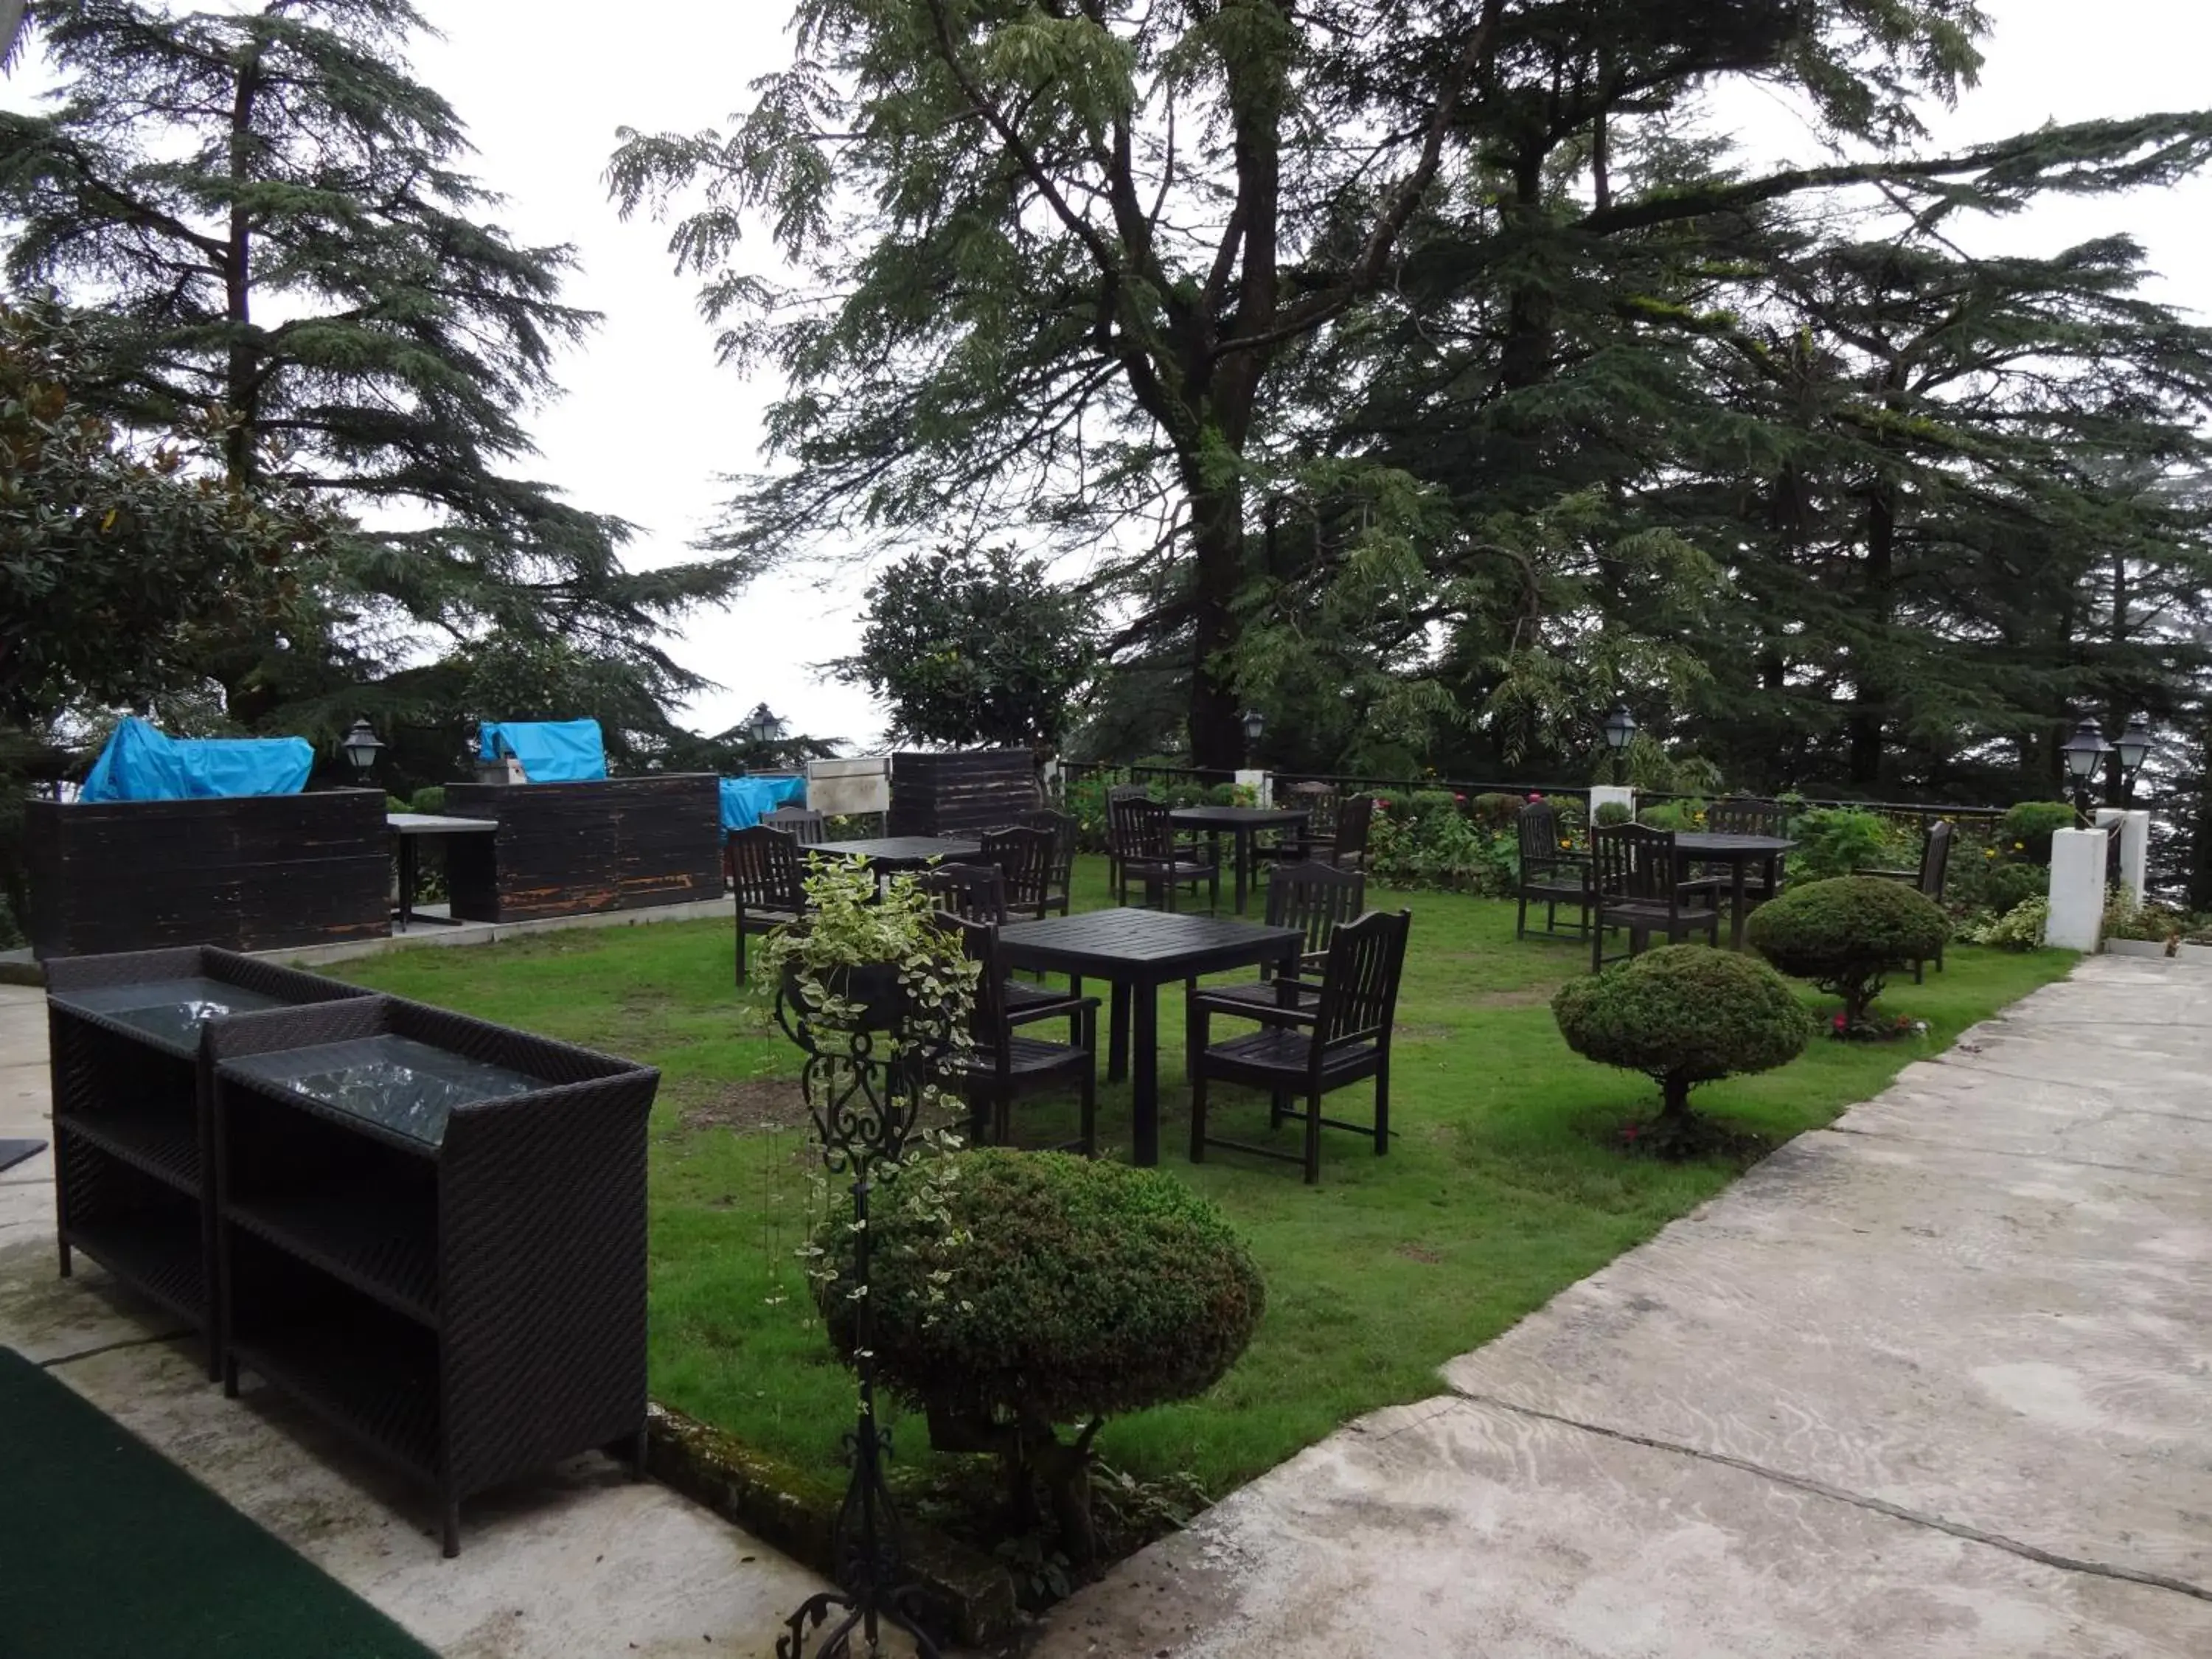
2104 935 2212 964
642 1402 1019 1646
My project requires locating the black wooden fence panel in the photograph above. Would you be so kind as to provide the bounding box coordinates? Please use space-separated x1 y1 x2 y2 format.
887 750 1037 838
441 774 722 923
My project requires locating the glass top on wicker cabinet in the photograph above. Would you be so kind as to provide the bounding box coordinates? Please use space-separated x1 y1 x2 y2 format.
224 1035 542 1146
51 977 290 1050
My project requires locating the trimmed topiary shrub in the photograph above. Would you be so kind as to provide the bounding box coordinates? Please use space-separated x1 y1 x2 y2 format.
1747 875 1949 1031
814 1150 1264 1562
409 784 445 815
2000 800 2076 865
1976 860 2044 917
1593 801 1632 827
1552 946 1807 1140
1467 791 1521 828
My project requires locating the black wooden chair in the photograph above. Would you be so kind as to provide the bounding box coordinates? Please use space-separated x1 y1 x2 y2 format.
1188 908 1412 1184
1701 796 1787 904
917 861 1010 922
1019 810 1077 917
1590 824 1719 973
1860 818 1955 981
761 805 828 845
1103 783 1150 894
1110 796 1220 911
730 824 807 984
1192 861 1366 1018
983 824 1058 921
1318 793 1375 871
935 915 1098 1154
1514 800 1591 941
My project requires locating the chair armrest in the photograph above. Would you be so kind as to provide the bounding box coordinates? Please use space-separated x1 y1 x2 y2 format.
1187 989 1320 1026
1005 992 1099 1031
1854 866 1915 882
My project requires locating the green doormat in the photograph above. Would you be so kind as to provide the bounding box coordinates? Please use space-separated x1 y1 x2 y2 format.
0 1347 438 1659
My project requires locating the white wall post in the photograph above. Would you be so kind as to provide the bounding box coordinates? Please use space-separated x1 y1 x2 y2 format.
2093 808 2150 905
1588 785 1637 821
1234 768 1272 808
2045 828 2110 951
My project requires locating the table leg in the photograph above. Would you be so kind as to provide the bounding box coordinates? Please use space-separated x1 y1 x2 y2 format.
1730 859 1749 950
1231 828 1250 915
1132 981 1159 1166
1107 982 1130 1082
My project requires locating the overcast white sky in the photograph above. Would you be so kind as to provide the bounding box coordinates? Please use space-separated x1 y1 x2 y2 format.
16 2 2212 750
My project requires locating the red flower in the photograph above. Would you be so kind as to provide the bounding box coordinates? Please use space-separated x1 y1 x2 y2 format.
1528 791 1544 801
1832 1014 1847 1031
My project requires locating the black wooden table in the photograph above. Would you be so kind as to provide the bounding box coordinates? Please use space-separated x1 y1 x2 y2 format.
816 835 983 869
995 908 1303 1165
1167 807 1315 914
1671 832 1796 949
387 813 498 932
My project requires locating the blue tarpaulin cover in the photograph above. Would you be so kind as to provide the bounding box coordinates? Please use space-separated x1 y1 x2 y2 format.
478 720 608 783
80 717 313 802
719 776 807 830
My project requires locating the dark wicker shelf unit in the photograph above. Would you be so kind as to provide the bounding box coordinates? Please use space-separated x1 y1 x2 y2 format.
210 995 658 1556
44 947 375 1377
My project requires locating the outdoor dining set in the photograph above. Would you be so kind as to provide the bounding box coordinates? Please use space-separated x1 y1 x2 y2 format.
726 787 1955 1186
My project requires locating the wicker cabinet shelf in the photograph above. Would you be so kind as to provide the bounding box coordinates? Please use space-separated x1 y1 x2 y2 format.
45 947 375 1377
211 995 657 1556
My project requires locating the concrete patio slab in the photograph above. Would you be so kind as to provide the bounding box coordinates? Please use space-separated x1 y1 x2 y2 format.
1029 953 2212 1658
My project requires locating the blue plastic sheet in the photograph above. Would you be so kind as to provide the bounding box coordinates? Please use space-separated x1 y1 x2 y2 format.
80 717 313 802
477 720 608 783
719 775 807 830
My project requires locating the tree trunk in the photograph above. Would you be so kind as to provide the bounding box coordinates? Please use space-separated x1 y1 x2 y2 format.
1660 1073 1691 1120
222 44 263 487
1846 476 1896 787
1186 475 1247 773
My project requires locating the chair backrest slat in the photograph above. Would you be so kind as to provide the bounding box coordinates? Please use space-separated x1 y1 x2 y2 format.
1020 810 1077 893
1330 793 1375 862
1706 797 1787 838
762 806 827 845
1919 819 1955 900
728 824 806 909
1593 823 1677 903
1314 908 1412 1051
1108 796 1175 862
1517 801 1567 864
1265 860 1366 959
981 825 1054 911
919 861 1009 925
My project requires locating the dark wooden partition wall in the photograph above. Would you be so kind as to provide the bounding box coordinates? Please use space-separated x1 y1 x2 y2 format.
441 773 723 923
886 749 1038 838
26 791 389 960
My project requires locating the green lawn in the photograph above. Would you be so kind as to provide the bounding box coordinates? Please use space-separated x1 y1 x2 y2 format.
324 860 2071 1501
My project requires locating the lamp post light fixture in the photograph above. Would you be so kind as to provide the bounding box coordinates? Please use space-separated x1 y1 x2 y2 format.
1600 703 1638 787
2060 717 2113 817
340 719 384 779
744 703 789 751
2115 712 2153 804
1240 706 1265 761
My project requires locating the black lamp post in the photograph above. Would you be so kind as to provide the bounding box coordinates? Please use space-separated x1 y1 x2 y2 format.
2115 713 2153 805
745 703 790 759
1600 703 1637 787
2060 717 2112 818
1240 706 1265 765
340 719 384 780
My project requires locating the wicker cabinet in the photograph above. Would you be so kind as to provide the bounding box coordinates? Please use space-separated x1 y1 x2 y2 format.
208 995 658 1555
44 948 375 1378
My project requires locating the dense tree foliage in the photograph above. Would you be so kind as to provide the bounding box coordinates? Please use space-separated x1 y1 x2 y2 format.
612 1 2212 841
835 546 1099 754
1 0 740 759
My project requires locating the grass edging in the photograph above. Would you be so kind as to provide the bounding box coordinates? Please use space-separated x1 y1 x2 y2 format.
643 1401 1020 1646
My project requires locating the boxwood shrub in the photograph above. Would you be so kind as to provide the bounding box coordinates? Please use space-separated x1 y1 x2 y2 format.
1552 945 1807 1124
1747 875 1949 1028
814 1150 1264 1561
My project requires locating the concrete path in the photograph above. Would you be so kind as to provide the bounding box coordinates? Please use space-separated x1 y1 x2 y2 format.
0 983 836 1659
1032 954 2212 1659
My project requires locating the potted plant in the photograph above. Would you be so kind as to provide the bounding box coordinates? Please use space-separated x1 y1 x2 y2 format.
754 854 977 1036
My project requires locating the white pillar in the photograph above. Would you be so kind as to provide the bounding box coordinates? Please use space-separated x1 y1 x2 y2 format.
1588 785 1636 821
1234 768 1272 808
2093 808 2150 905
2045 828 2109 952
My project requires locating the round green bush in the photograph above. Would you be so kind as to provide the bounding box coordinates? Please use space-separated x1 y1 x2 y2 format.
408 784 446 815
1976 860 2044 917
2000 800 2076 865
1747 875 1949 1026
1552 945 1807 1121
813 1150 1264 1557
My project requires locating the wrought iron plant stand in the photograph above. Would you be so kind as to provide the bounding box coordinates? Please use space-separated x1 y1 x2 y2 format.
773 975 954 1659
